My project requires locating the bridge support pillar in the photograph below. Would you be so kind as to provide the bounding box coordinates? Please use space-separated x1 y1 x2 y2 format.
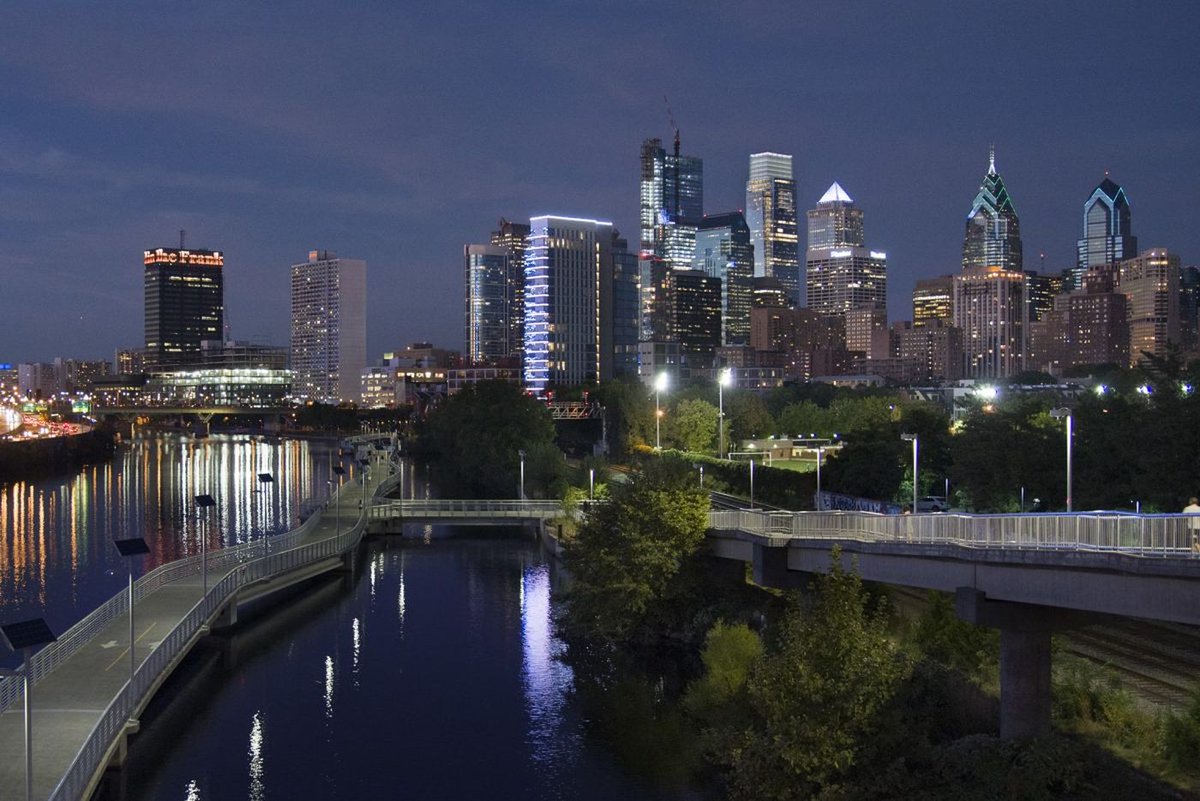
752 544 811 589
956 588 1098 740
212 597 238 630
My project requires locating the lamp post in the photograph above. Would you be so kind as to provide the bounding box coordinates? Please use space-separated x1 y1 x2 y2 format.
588 468 595 500
901 434 918 512
718 367 732 459
815 446 823 510
1050 408 1073 512
2 617 57 801
654 372 669 450
257 473 274 556
749 459 755 509
113 538 150 694
330 464 346 539
518 450 526 500
194 494 217 593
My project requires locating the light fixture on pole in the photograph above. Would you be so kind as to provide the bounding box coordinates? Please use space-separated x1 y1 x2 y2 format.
588 468 594 500
113 537 150 695
718 367 732 459
518 450 526 499
331 464 347 538
654 372 670 450
815 446 824 510
749 459 756 509
900 434 918 512
194 494 217 593
1050 408 1073 512
257 473 274 555
1 617 57 801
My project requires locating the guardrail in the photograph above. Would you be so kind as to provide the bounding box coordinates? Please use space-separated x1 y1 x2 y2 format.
369 499 563 519
13 457 401 801
709 509 1200 557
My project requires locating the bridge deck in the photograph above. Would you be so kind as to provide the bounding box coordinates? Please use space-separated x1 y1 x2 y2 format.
0 464 391 801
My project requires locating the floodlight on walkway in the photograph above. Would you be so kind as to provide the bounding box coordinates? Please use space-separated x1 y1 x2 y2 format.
1 617 57 801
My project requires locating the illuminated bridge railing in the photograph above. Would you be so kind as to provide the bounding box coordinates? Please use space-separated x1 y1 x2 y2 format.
369 499 563 520
0 456 401 801
709 509 1200 557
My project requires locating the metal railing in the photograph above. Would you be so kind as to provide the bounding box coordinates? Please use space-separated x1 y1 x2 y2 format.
709 509 1200 557
3 457 401 801
369 499 563 519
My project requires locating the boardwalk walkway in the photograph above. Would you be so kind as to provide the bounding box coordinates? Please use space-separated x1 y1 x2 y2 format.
0 452 398 801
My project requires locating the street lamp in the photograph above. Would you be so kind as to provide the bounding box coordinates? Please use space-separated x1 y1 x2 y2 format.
815 446 824 510
901 434 918 512
1050 408 1073 512
588 467 595 500
654 372 669 450
257 473 274 556
718 367 733 459
113 538 149 694
518 450 526 499
749 458 756 509
1 617 57 801
194 494 217 593
330 464 347 538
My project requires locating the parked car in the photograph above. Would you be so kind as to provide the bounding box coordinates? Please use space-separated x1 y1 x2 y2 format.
916 495 949 513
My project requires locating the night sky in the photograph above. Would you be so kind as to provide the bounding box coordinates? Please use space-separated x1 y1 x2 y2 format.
1 2 1197 363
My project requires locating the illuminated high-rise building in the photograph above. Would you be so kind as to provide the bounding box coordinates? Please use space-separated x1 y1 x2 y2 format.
1119 249 1181 365
464 244 512 365
694 212 754 345
1075 176 1137 290
523 216 635 394
912 276 954 327
491 219 530 359
745 153 799 301
639 135 703 341
954 267 1027 378
962 148 1022 274
805 182 887 316
143 246 224 369
290 250 367 404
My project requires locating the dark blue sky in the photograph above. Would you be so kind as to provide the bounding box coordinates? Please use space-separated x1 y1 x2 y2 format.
2 2 1197 363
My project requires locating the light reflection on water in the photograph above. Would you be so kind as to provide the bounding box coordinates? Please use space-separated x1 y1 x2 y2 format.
0 432 343 668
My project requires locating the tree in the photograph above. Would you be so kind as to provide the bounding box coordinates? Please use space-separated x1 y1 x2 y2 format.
727 392 775 444
821 426 905 501
421 381 564 498
777 401 829 439
722 551 908 799
561 460 710 641
667 398 719 453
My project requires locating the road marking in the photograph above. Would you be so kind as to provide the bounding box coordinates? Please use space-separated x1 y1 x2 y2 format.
104 622 160 671
100 640 119 649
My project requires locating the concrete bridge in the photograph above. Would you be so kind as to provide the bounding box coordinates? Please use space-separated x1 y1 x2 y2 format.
0 452 401 801
708 508 1200 738
367 499 563 530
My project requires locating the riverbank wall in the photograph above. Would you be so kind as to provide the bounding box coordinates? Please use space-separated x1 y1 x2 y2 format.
0 428 117 481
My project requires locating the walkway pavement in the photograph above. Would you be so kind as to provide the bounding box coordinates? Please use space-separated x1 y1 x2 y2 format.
0 468 386 801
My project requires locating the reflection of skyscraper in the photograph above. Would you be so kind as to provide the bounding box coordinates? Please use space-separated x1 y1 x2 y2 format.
290 250 367 404
694 212 754 345
805 182 887 316
745 153 799 300
639 136 703 340
962 148 1022 274
1074 177 1137 290
143 246 224 368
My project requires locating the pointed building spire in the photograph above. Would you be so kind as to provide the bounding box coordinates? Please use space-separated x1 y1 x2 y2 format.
988 144 996 175
818 181 853 204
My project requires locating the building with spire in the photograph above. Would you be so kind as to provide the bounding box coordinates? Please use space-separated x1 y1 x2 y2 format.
804 182 887 316
962 147 1022 274
745 153 799 301
639 135 703 342
1074 176 1137 291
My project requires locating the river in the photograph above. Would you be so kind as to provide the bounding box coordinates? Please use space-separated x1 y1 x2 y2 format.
1 433 696 800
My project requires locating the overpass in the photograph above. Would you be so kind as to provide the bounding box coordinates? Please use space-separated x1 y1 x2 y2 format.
368 499 563 530
0 451 401 801
708 508 1200 738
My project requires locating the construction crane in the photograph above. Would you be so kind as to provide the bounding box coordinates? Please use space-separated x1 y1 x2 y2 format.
663 94 681 217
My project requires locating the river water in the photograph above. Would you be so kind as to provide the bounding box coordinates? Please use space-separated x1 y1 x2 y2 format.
1 434 695 800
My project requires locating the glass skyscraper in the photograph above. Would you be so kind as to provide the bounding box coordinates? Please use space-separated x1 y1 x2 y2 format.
464 244 511 365
1075 176 1137 291
805 182 887 316
639 136 703 341
694 212 754 345
289 250 367 404
745 153 799 301
962 148 1022 273
143 246 224 369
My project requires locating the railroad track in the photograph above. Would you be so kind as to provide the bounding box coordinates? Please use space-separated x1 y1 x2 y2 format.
889 587 1200 710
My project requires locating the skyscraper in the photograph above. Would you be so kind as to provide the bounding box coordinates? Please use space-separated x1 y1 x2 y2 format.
523 216 634 394
1119 249 1181 365
639 136 703 340
1075 176 1137 290
694 212 754 345
464 244 511 365
745 153 799 300
962 148 1022 274
954 267 1026 379
912 276 954 327
290 250 367 404
143 246 224 369
805 182 887 316
491 219 530 359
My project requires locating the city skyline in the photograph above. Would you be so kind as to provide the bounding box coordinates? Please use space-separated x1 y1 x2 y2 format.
1 3 1197 362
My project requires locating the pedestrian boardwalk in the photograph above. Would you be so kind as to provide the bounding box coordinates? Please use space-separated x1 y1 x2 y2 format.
0 453 400 801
